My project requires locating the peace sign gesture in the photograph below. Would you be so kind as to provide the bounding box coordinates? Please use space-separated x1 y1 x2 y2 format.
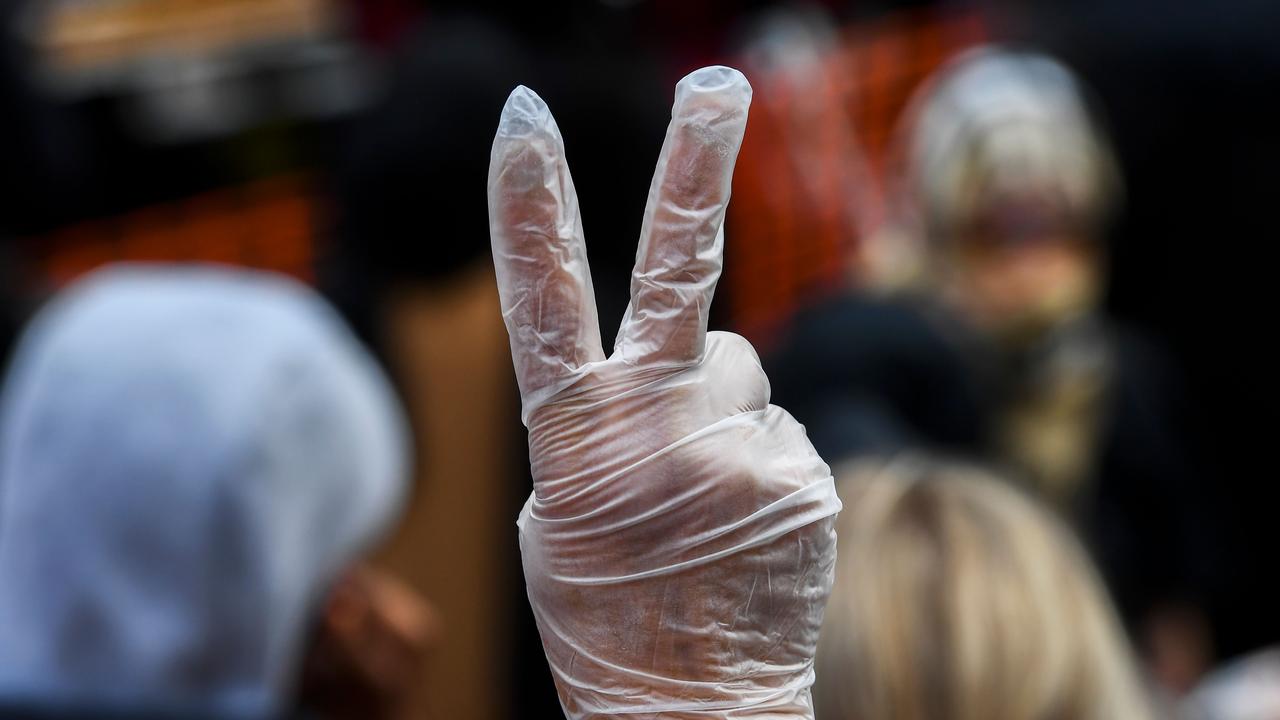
489 66 841 719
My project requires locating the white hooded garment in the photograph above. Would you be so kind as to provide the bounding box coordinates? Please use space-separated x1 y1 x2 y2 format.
0 265 409 716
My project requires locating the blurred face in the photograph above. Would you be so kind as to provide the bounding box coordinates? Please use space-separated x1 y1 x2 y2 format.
941 196 1099 343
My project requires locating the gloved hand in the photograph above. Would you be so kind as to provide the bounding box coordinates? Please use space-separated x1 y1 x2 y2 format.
488 65 841 719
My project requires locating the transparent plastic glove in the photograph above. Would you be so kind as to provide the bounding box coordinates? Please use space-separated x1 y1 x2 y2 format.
488 66 841 719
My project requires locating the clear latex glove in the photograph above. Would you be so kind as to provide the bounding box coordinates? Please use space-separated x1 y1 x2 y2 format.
488 66 841 719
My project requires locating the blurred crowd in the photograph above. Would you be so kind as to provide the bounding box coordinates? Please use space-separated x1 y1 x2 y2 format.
1 0 1277 718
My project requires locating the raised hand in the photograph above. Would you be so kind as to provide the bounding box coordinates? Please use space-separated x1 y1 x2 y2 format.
488 66 841 719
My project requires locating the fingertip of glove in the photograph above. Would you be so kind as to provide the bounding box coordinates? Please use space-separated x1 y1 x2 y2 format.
675 66 753 107
497 85 552 139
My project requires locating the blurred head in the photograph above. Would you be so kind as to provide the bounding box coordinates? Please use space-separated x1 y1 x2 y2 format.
893 46 1120 341
815 456 1151 720
0 265 409 716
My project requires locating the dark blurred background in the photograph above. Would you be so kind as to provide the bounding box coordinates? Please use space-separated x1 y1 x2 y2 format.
1 0 1275 717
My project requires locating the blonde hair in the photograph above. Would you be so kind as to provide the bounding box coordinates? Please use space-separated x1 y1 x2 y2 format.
815 456 1151 720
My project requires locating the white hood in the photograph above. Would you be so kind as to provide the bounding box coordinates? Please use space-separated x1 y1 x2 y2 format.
0 265 409 716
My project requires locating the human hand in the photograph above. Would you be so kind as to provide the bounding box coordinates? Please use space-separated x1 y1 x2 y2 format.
296 564 437 719
488 65 841 719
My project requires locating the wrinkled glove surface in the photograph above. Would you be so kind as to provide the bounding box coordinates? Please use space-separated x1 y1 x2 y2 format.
488 66 841 719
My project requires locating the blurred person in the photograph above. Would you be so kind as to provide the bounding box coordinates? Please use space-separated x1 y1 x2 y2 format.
861 45 1124 503
815 455 1154 720
871 46 1120 353
883 46 1213 692
0 265 430 719
774 45 1128 482
767 45 1213 690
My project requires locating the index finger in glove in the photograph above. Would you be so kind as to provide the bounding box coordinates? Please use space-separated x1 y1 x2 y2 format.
488 86 604 407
